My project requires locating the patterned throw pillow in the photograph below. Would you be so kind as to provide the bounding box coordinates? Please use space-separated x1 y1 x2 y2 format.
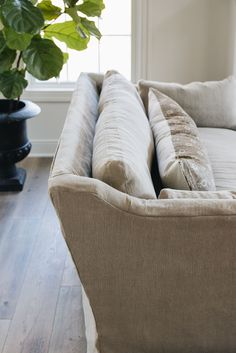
148 88 216 191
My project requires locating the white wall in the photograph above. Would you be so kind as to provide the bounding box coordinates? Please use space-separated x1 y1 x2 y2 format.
147 0 235 82
27 101 70 156
27 0 235 156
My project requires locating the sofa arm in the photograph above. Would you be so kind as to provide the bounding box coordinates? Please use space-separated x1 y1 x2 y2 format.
49 174 236 219
49 173 236 353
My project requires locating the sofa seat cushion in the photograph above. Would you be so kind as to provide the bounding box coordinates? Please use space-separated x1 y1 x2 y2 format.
199 128 236 190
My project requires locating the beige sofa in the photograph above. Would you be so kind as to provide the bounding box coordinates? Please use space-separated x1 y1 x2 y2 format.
49 73 236 353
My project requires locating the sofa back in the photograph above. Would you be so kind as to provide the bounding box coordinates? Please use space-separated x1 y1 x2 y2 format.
51 73 103 179
51 72 163 195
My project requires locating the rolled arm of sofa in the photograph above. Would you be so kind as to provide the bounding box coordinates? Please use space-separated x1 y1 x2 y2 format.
49 173 236 218
49 173 236 353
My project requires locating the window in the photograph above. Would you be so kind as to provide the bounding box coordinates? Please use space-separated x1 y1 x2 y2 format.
29 0 132 90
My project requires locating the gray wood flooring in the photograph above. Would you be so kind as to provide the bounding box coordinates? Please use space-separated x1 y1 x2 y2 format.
0 158 85 353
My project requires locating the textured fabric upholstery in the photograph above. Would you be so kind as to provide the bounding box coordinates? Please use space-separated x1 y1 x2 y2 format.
50 72 99 178
138 76 236 129
93 70 156 199
49 73 236 353
159 188 236 199
199 128 236 190
49 173 236 353
148 89 215 191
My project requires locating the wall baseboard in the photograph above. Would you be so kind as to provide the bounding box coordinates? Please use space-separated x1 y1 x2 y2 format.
30 139 58 157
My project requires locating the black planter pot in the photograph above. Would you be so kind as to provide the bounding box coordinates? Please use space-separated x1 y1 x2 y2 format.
0 100 41 192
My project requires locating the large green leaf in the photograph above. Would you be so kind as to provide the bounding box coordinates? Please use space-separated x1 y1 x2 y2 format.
0 48 16 73
0 31 16 72
0 69 28 98
4 27 32 50
77 25 87 40
1 0 44 34
44 21 89 50
22 37 64 80
77 0 105 17
80 17 101 39
0 30 6 53
37 0 61 21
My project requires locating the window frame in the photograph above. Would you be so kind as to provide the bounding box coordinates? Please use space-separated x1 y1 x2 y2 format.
23 0 148 102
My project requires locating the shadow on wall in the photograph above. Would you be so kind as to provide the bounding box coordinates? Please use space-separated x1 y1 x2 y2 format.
147 0 236 83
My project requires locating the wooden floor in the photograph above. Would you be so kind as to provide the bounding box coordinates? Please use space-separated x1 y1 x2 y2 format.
0 158 86 353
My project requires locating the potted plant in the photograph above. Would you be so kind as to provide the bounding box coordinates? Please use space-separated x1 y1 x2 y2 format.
0 0 104 191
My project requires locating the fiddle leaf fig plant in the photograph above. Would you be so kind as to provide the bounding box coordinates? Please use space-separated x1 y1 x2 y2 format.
0 0 105 100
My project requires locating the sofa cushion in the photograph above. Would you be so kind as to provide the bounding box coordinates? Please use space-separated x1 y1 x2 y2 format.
199 128 236 190
148 88 216 191
139 76 236 129
92 70 156 199
159 188 236 199
51 72 99 178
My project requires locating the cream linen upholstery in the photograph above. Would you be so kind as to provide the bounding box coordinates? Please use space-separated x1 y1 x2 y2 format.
139 76 236 129
49 74 236 353
199 128 236 190
92 70 156 199
148 89 215 191
51 72 100 178
49 177 236 353
159 188 236 199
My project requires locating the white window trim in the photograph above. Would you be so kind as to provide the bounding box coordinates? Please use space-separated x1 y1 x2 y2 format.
132 0 148 82
22 0 148 103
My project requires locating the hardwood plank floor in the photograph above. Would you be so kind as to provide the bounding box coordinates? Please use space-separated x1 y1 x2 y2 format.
48 286 86 353
62 254 81 287
0 321 10 352
0 218 40 319
0 158 86 353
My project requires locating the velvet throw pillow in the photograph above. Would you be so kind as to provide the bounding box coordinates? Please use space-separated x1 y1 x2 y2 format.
92 71 156 199
148 88 216 191
139 76 236 129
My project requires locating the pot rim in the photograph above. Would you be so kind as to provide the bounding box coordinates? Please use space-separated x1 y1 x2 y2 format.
0 99 41 122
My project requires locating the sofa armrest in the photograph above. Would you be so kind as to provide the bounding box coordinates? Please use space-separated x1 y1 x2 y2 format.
49 173 236 219
49 173 236 353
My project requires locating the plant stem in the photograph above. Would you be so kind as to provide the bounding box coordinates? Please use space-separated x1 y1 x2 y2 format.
6 51 23 117
14 51 23 110
16 51 23 70
43 16 60 30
